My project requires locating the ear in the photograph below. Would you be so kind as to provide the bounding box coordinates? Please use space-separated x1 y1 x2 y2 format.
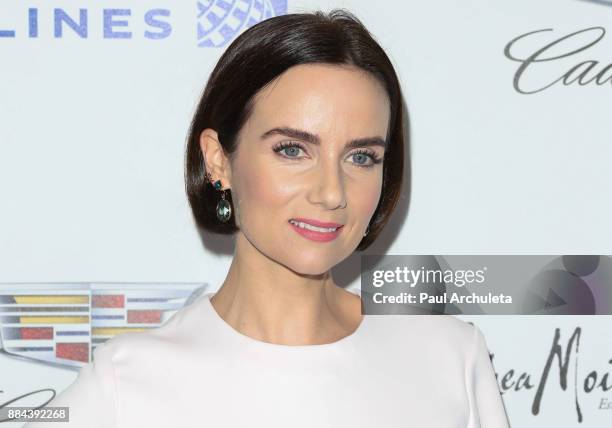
199 128 233 189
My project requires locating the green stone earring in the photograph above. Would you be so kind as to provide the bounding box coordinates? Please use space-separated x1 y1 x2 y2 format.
212 179 232 223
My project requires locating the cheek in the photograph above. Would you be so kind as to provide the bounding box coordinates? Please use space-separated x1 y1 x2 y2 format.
349 173 383 219
233 161 299 221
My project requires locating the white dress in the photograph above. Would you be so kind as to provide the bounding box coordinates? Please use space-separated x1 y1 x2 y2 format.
24 288 510 428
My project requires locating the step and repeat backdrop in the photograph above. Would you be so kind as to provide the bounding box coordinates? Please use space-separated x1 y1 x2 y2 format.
1 0 611 427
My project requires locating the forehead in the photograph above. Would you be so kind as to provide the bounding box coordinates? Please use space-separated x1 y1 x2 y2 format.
246 63 390 140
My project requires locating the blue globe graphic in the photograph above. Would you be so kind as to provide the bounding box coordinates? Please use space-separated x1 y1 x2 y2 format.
197 0 280 47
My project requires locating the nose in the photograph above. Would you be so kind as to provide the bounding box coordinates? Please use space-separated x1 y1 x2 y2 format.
306 159 347 210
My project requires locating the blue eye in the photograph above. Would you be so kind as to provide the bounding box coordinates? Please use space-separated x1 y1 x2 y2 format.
350 149 383 168
273 141 306 158
272 141 384 168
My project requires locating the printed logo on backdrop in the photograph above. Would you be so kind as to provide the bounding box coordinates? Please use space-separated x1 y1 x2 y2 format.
197 0 287 47
0 282 207 419
0 283 207 368
0 1 288 46
503 1 612 94
503 27 611 94
492 326 612 423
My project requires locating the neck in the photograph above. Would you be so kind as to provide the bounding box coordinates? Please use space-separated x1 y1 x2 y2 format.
210 233 361 345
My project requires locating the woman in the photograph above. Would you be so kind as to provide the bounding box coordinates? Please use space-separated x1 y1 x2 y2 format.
26 9 510 428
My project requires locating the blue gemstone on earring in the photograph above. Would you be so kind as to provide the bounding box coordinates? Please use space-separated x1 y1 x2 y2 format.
213 180 222 190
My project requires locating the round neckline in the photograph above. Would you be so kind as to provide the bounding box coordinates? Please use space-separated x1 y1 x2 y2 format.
202 288 367 350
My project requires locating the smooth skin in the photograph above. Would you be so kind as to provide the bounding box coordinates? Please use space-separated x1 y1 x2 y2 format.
199 63 390 345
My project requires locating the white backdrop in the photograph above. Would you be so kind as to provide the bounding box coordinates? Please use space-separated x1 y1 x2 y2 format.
1 0 611 426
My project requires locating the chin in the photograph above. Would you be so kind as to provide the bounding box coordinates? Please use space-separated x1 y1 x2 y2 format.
286 251 348 276
277 254 332 276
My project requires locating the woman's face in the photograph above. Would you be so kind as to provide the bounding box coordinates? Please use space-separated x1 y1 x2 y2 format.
224 63 389 275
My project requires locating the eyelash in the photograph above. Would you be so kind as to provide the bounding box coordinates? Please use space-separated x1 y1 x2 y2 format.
272 141 383 168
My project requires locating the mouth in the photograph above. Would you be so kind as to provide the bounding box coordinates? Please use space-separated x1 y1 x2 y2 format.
288 218 344 242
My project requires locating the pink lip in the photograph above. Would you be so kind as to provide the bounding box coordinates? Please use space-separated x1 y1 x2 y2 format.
289 218 344 228
289 219 343 242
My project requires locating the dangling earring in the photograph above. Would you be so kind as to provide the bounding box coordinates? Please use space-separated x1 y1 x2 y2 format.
364 226 370 237
206 172 232 223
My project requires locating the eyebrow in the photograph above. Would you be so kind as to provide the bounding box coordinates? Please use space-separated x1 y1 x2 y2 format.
260 126 387 150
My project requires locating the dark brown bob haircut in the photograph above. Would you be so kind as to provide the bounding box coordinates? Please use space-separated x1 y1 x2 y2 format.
185 9 405 252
